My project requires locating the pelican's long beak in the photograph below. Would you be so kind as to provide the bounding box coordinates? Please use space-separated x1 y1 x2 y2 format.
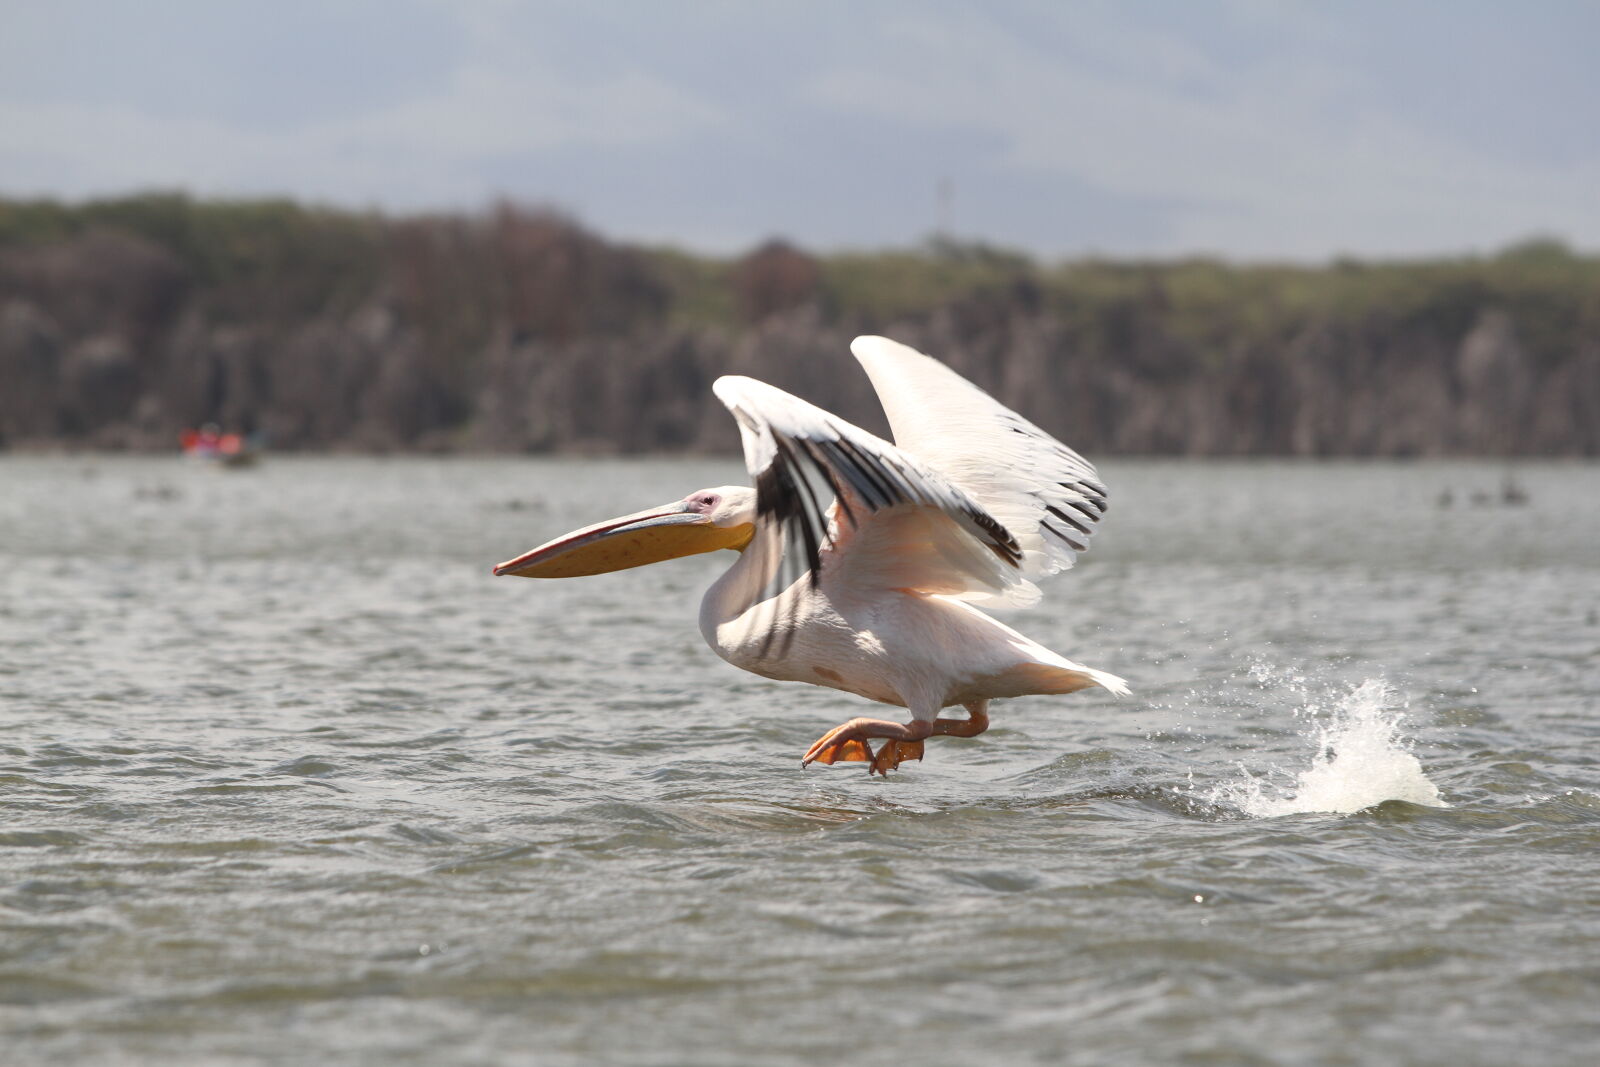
494 501 753 579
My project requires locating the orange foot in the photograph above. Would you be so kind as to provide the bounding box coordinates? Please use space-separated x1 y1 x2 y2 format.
802 720 875 767
869 739 924 776
805 737 873 765
802 717 933 776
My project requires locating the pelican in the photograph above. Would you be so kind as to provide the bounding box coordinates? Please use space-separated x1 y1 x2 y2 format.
494 336 1129 774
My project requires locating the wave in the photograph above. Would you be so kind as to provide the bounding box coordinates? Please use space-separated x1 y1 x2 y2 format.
1205 675 1447 817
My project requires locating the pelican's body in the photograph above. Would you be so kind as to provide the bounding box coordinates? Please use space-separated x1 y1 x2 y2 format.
496 336 1128 774
700 531 1112 709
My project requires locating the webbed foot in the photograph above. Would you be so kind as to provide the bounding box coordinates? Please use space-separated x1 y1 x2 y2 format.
802 717 933 775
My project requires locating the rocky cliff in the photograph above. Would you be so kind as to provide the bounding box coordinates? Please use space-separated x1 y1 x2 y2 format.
1 196 1595 456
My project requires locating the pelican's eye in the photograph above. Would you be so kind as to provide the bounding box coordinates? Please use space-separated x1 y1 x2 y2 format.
688 492 720 513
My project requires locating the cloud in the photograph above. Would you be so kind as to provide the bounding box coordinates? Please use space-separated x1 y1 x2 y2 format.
1 1 1596 257
0 55 724 208
348 65 723 158
803 5 1600 256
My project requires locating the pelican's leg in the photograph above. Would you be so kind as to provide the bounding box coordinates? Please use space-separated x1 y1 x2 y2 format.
875 701 987 774
802 717 934 776
932 700 989 739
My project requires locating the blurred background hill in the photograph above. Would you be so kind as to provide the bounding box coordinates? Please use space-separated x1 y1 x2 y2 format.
2 2 1597 456
2 194 1597 455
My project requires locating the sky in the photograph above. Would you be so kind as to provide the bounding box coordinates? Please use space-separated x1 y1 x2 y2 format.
2 0 1597 260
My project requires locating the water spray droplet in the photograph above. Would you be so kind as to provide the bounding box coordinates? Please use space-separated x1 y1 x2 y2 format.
1206 677 1447 816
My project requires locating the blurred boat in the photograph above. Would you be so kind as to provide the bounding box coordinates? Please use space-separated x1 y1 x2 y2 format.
180 424 262 468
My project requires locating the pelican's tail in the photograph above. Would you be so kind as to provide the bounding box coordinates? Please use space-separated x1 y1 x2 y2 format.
1011 660 1131 698
1082 665 1131 698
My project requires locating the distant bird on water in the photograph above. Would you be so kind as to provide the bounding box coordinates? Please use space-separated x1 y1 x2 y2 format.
494 336 1128 774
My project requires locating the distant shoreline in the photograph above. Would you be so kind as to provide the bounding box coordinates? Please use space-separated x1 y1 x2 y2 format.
3 194 1596 457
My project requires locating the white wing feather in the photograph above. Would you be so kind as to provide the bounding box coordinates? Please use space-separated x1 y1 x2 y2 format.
712 375 1036 605
850 335 1109 584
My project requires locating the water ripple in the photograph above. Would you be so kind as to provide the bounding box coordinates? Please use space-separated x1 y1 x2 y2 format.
1 456 1596 1066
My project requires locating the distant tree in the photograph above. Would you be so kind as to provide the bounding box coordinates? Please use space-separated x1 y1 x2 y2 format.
0 194 1596 456
732 239 820 322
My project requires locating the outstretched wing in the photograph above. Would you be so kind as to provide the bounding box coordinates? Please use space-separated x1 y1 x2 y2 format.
850 335 1109 583
712 375 1034 629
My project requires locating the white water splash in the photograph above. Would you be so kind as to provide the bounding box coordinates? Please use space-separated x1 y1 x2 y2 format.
1211 677 1446 816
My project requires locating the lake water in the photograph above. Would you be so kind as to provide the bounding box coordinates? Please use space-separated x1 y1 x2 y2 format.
1 455 1597 1066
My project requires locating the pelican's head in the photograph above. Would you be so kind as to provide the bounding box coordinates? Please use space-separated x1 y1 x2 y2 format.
493 486 757 579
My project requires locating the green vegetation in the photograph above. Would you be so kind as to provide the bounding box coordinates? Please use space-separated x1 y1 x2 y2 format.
1 193 1595 454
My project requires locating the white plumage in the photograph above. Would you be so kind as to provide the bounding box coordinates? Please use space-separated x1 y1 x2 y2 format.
495 336 1128 775
851 335 1109 596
